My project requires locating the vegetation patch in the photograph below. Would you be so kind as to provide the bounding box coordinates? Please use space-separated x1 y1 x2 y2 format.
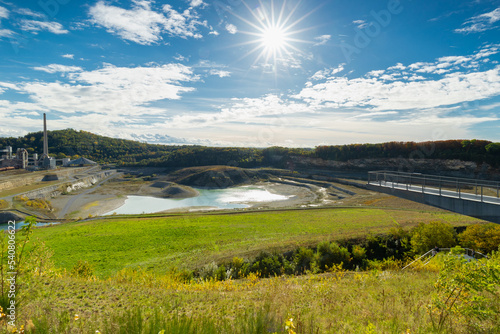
0 200 8 210
31 207 479 277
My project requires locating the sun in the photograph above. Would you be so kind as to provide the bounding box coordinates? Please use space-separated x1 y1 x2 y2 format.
230 0 314 70
260 24 287 54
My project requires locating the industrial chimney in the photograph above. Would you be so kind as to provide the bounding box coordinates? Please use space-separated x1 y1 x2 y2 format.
43 113 48 158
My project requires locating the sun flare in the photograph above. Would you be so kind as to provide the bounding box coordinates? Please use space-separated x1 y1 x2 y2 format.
231 0 313 71
260 25 287 53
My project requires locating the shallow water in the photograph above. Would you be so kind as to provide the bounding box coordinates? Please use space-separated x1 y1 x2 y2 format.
0 221 60 230
104 185 290 215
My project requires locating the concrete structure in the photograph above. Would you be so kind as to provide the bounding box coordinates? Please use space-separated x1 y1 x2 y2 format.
38 113 56 169
66 157 97 166
367 171 500 223
43 113 48 158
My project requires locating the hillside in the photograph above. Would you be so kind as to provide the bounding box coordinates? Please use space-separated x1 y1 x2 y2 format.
1 129 499 172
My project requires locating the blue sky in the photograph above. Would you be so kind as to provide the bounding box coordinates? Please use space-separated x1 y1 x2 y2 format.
0 0 499 147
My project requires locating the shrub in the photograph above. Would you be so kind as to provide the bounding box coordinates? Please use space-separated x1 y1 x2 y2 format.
231 257 245 279
459 223 500 254
199 261 218 280
316 241 351 270
351 245 367 269
71 260 94 278
294 247 316 274
410 221 457 255
215 264 227 281
0 199 8 209
250 252 291 277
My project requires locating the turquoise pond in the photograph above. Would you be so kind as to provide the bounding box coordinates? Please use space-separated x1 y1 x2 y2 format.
103 185 291 215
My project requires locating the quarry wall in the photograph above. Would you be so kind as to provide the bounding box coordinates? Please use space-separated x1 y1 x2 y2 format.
22 170 114 200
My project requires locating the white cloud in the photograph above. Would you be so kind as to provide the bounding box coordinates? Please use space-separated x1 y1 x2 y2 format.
33 64 83 73
209 69 230 78
225 23 237 34
0 6 8 19
352 19 368 29
88 1 205 45
479 102 500 110
14 8 45 18
173 54 188 61
189 0 205 8
0 82 19 91
209 29 219 36
455 7 500 33
20 20 68 34
0 29 14 38
61 54 74 59
20 63 198 116
294 64 500 111
313 34 331 46
171 94 311 129
311 64 344 80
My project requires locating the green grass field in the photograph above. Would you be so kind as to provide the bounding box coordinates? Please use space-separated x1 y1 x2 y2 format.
32 207 479 277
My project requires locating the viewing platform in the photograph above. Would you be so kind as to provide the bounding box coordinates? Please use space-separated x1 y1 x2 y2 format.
367 171 500 223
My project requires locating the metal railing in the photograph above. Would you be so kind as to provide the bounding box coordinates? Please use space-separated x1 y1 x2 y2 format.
402 247 489 270
368 171 500 203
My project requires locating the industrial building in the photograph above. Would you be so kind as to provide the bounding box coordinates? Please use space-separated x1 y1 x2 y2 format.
0 113 57 171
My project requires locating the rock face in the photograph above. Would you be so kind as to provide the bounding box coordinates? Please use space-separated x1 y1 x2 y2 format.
167 166 266 188
0 211 23 224
290 157 500 180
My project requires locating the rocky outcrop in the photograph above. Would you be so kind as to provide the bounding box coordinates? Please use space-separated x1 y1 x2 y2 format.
290 157 499 180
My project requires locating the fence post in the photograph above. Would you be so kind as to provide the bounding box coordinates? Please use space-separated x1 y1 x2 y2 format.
481 185 483 202
422 176 425 193
439 177 442 196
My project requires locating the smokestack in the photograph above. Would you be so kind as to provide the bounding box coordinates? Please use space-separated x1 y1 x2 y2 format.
43 113 48 157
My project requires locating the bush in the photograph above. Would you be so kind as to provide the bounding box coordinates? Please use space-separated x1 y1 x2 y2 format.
294 247 316 274
459 223 500 254
410 221 457 255
0 199 8 209
250 252 292 277
231 257 245 279
199 261 218 280
316 241 351 270
71 260 94 278
351 245 367 269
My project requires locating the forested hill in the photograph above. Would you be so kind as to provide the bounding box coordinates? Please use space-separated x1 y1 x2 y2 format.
0 129 499 168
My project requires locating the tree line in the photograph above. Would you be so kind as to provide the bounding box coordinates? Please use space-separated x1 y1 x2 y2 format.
0 129 499 168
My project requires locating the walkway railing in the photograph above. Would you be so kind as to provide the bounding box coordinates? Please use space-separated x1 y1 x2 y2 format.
402 247 489 270
368 171 500 204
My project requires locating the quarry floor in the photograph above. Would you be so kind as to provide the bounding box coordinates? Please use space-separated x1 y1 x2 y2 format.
0 166 450 221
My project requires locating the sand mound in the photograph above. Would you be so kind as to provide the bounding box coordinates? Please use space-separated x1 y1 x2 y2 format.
160 184 198 198
168 166 268 188
151 181 172 188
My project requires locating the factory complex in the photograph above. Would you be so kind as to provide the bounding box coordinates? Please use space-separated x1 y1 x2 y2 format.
0 114 96 171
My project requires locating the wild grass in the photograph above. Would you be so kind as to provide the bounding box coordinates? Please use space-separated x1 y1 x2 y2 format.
30 207 478 277
18 263 498 333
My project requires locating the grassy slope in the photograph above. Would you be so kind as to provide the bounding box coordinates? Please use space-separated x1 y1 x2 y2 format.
24 269 440 333
31 207 479 277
